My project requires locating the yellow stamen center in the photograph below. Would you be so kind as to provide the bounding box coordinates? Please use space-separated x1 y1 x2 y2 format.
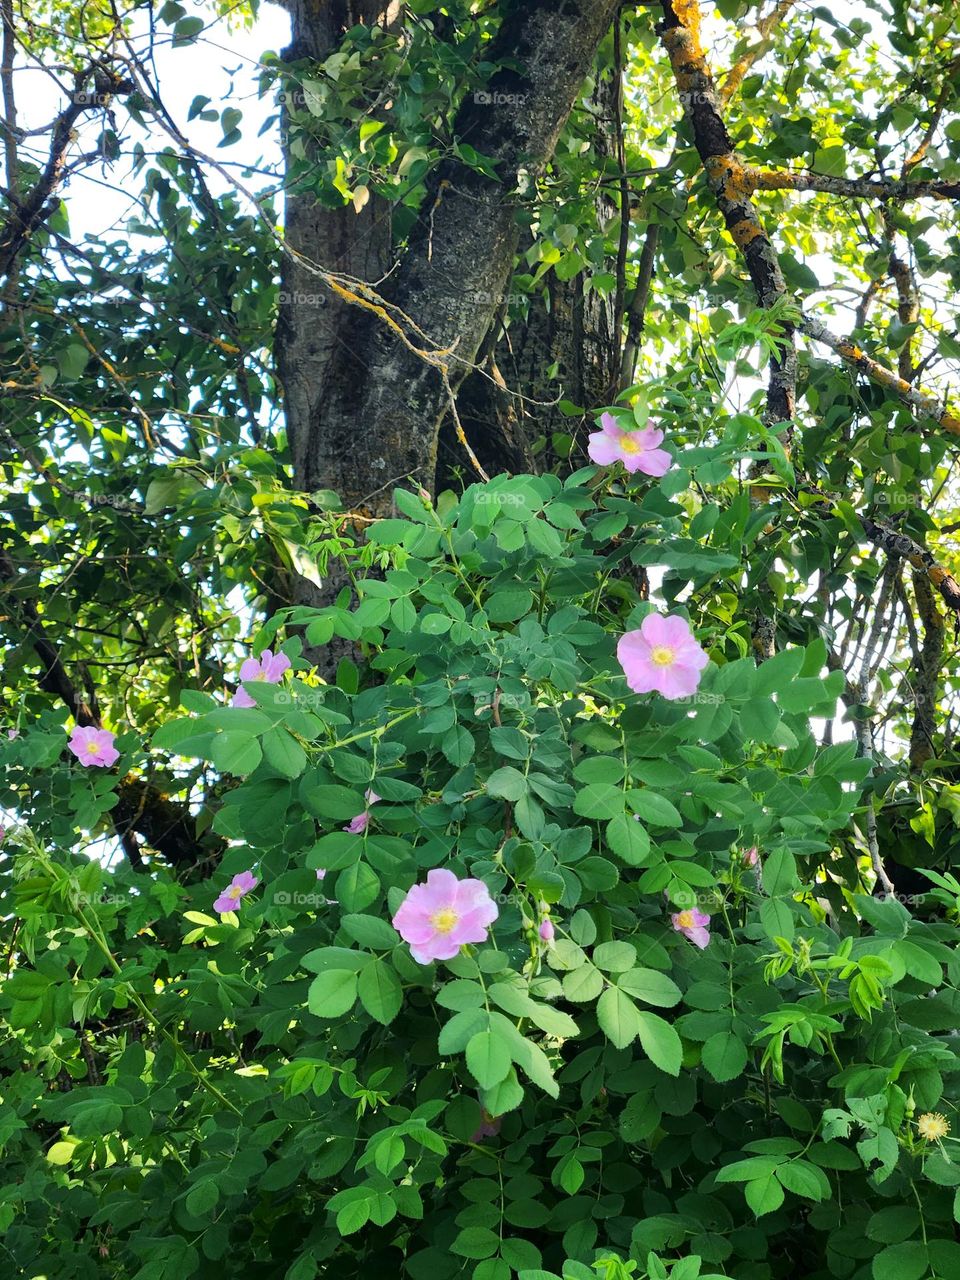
619 433 641 454
650 645 676 667
676 910 695 929
431 908 459 935
918 1112 950 1141
228 885 243 899
86 741 99 753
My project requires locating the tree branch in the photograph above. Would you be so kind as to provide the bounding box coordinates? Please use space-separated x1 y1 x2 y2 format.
657 0 796 425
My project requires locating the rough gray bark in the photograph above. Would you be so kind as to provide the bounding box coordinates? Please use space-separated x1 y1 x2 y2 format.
276 0 621 513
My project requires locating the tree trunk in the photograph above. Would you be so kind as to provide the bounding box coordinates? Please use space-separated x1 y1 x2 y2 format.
276 0 621 515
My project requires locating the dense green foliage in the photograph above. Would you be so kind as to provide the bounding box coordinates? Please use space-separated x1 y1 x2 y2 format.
4 0 960 1278
4 459 960 1279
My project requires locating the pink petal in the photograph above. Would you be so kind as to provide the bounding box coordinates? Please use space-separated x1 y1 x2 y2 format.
659 615 693 646
617 630 656 692
587 431 623 466
639 613 671 646
424 868 461 903
232 687 256 708
599 412 621 437
656 663 702 700
238 657 263 682
632 447 673 477
688 926 711 949
635 427 665 449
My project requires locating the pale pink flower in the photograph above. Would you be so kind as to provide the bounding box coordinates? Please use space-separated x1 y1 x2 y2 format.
68 726 119 768
539 917 555 943
617 613 709 700
392 868 498 964
213 869 259 914
587 413 673 476
671 908 711 949
7 729 18 740
742 845 759 867
315 868 326 881
469 1109 502 1143
343 788 382 835
232 648 291 708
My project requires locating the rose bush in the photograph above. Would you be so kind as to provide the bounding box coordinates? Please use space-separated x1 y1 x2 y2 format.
2 463 960 1280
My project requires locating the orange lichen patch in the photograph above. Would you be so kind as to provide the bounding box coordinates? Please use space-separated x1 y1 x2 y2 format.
673 0 704 49
728 218 765 249
752 169 802 191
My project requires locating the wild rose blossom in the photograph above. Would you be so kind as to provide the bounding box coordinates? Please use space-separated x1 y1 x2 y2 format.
7 729 18 740
742 845 759 867
671 908 711 949
213 869 259 914
392 868 498 964
68 726 120 768
587 413 672 476
917 1112 950 1142
617 613 709 701
538 916 555 943
315 868 326 881
232 648 291 708
469 1109 503 1143
343 788 382 835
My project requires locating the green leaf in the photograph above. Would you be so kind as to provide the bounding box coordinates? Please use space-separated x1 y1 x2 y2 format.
481 1066 524 1117
701 1031 748 1082
617 967 682 1007
185 1179 220 1216
573 783 624 820
261 728 308 778
357 958 402 1024
209 730 262 775
307 970 358 1018
592 941 637 973
744 1173 785 1217
341 914 399 950
597 987 642 1049
775 1160 830 1201
629 791 682 826
606 814 652 865
486 767 528 801
635 1011 682 1076
762 848 798 896
871 1242 928 1280
466 1032 512 1090
451 1226 500 1259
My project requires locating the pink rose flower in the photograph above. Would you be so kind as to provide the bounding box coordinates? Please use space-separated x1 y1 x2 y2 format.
469 1109 502 1143
213 869 259 914
343 788 382 835
671 908 711 949
232 648 291 708
742 845 759 867
68 726 120 768
587 413 673 476
315 868 326 881
7 729 19 740
539 917 555 943
392 868 498 964
617 613 709 700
